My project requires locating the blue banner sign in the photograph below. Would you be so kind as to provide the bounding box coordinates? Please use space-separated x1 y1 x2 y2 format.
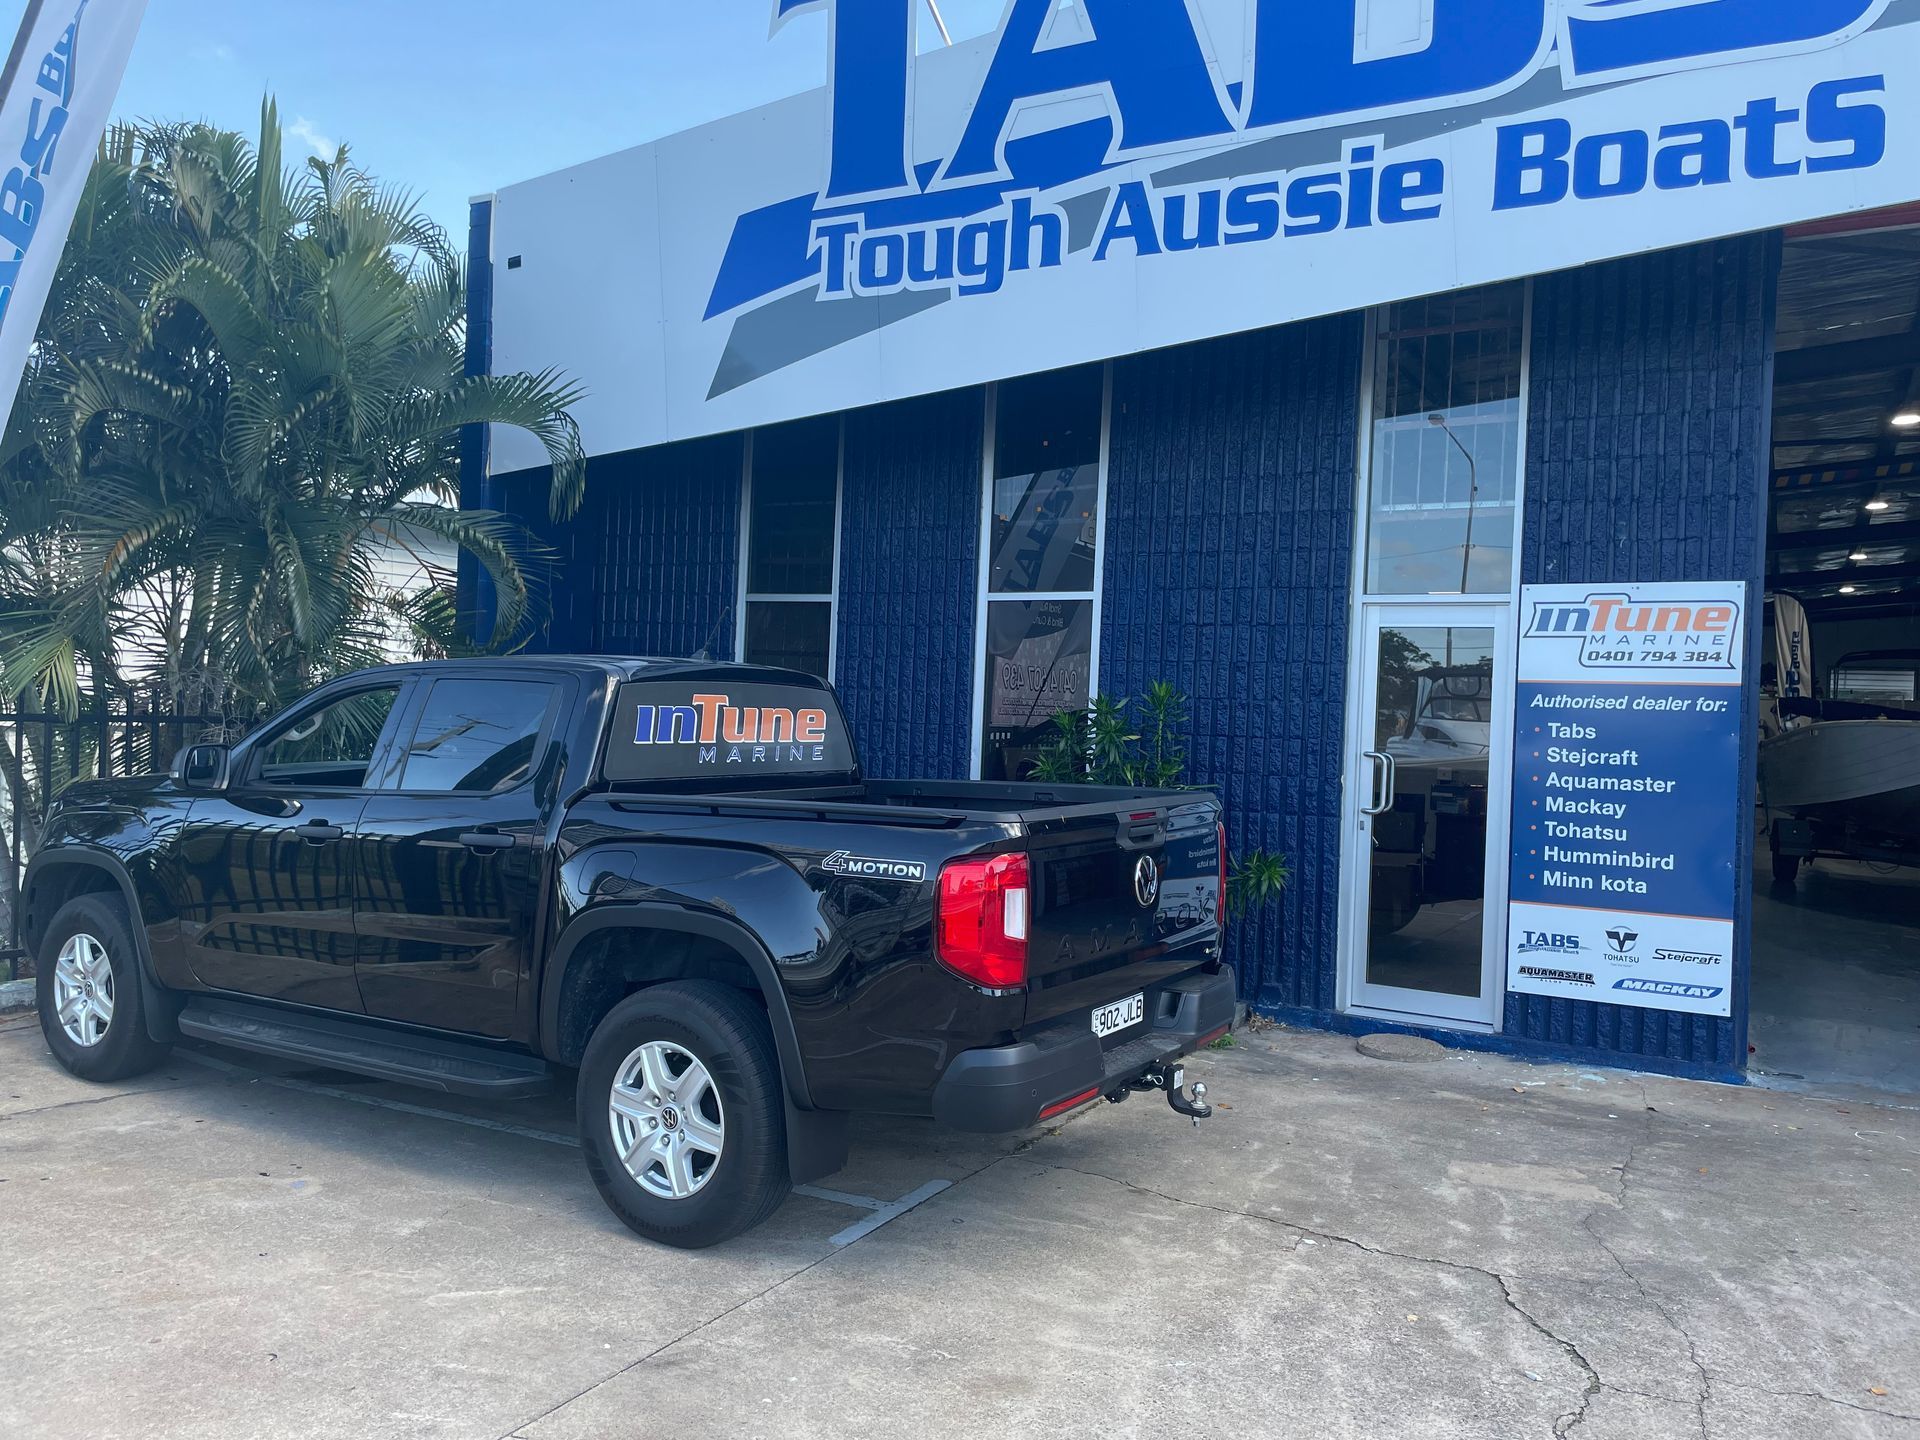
1507 584 1747 1017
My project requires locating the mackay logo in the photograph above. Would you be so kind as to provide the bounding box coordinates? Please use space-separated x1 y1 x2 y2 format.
634 693 832 767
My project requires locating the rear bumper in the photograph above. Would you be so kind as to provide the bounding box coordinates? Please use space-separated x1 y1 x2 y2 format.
930 967 1238 1133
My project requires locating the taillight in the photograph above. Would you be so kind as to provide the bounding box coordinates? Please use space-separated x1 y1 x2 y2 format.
1217 821 1229 934
936 851 1030 989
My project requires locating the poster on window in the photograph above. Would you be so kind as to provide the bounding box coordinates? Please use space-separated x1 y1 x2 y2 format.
1506 583 1747 1018
985 598 1092 734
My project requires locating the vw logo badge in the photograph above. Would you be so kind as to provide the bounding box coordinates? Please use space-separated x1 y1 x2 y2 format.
1133 855 1161 909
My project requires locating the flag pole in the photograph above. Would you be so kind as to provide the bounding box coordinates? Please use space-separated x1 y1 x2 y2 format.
0 0 50 105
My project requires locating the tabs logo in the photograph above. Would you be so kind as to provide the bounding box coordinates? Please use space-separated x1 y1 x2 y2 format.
1518 930 1586 956
1612 978 1724 1001
635 692 831 767
1525 592 1741 673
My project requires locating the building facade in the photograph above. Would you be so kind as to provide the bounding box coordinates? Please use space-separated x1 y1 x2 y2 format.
466 3 1920 1082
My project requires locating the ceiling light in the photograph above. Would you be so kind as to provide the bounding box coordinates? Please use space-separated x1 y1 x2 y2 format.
1839 585 1858 594
1865 499 1892 512
1848 550 1869 562
1894 412 1920 427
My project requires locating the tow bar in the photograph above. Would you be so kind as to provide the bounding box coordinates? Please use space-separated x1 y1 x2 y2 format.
1107 1060 1213 1126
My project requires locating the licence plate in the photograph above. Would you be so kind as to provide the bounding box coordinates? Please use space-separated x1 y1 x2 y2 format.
1092 992 1145 1039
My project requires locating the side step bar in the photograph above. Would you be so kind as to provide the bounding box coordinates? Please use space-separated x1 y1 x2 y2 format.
177 1000 554 1098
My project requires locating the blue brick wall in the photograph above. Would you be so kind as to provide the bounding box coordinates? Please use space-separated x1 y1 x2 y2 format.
836 389 984 780
1515 234 1777 1074
1103 315 1365 1010
498 433 744 658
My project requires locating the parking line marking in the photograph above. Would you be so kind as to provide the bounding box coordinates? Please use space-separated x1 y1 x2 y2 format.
826 1179 951 1246
173 1050 582 1148
793 1184 887 1211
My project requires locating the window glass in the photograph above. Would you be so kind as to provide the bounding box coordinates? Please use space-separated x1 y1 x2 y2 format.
256 687 399 788
980 365 1105 781
980 598 1094 782
988 464 1100 594
1366 285 1525 596
747 416 838 597
400 679 555 793
744 601 832 679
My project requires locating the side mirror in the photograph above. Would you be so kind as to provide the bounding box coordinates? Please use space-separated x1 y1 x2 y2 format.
172 743 232 792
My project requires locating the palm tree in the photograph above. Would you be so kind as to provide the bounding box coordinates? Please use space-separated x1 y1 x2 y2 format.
0 98 585 719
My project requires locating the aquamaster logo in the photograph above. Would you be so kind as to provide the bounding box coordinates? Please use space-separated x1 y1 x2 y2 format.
1520 965 1595 987
695 1 1907 399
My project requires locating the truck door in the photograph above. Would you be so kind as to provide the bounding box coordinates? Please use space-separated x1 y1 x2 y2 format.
350 674 565 1039
174 679 408 1012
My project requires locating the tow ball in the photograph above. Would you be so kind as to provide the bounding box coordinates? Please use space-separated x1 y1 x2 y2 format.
1107 1060 1213 1126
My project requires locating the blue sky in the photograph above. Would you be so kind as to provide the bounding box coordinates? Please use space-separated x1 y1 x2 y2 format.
63 0 1012 244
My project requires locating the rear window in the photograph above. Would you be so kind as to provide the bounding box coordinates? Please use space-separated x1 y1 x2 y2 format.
603 680 858 785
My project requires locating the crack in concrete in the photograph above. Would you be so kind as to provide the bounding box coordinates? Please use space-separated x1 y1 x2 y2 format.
1020 1157 1604 1435
0 1079 197 1121
1717 1378 1920 1424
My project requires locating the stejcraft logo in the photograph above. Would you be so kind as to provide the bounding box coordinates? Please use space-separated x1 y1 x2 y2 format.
1524 592 1742 673
1653 948 1725 968
822 850 927 884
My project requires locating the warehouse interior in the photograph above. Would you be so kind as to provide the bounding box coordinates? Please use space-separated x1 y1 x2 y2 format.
1754 213 1920 1096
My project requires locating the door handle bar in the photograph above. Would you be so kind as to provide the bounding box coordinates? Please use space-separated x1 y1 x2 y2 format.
1360 752 1391 816
299 821 344 844
458 830 518 853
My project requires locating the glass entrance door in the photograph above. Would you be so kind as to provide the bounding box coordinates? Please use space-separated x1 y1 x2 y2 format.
1341 606 1514 1028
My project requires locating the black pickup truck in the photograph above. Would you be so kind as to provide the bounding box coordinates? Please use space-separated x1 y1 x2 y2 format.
26 658 1235 1246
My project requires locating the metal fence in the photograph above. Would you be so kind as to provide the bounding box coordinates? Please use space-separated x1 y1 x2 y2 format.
1 700 255 983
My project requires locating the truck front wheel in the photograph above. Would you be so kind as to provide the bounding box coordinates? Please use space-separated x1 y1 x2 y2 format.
577 980 791 1248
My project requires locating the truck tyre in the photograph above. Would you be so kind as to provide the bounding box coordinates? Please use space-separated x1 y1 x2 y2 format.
36 893 172 1083
578 980 790 1249
1771 851 1801 887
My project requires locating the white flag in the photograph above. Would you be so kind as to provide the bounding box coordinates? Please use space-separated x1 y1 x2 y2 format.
0 0 148 438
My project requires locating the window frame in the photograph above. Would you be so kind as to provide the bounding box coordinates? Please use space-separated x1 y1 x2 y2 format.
236 679 412 793
1357 282 1532 602
386 673 567 798
734 421 844 681
969 362 1113 781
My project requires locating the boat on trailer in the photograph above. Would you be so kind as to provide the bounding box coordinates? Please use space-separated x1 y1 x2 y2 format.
1761 599 1920 884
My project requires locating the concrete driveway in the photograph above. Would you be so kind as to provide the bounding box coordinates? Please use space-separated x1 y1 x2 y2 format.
1 1011 1915 1440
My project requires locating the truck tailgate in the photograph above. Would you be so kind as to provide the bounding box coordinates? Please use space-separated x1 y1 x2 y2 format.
1020 795 1223 1029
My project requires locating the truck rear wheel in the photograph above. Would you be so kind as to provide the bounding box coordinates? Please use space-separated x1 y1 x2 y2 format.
577 980 790 1248
36 893 171 1083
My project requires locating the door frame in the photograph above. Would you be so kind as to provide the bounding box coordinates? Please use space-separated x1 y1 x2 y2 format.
1337 602 1517 1030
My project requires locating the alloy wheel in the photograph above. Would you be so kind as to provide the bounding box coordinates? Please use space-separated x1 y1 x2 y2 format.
52 933 114 1048
609 1040 725 1200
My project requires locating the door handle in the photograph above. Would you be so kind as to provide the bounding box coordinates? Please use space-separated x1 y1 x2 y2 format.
299 821 345 844
1361 752 1392 816
458 829 518 853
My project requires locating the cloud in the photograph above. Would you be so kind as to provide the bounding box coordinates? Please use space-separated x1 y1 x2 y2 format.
208 42 235 62
287 115 336 159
